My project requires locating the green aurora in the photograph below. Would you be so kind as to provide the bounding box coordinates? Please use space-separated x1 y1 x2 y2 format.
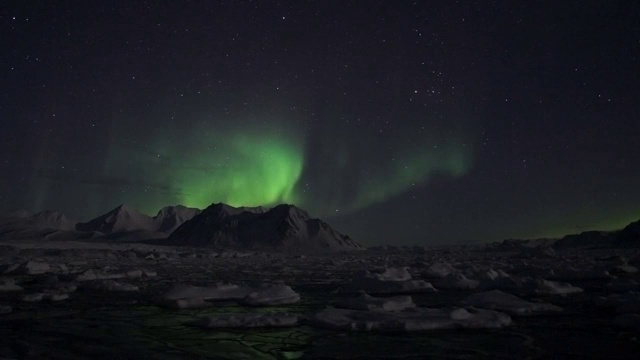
342 140 473 213
174 126 472 215
178 131 304 209
101 116 474 217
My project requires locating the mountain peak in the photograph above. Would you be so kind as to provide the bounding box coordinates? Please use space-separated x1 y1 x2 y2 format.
156 204 190 216
76 204 154 234
113 203 136 213
154 205 201 234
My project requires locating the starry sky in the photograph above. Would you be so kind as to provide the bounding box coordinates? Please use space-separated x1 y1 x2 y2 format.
1 1 639 245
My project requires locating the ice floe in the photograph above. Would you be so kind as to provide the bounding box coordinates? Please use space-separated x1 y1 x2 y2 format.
22 292 69 302
7 261 50 275
85 279 139 292
424 263 457 278
435 272 480 290
478 269 519 290
160 282 300 308
342 268 437 294
309 307 512 332
0 277 23 291
335 293 416 312
519 278 583 295
464 290 562 316
240 284 300 306
75 269 126 281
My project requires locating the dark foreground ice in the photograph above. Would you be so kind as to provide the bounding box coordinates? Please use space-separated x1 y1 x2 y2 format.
1 241 639 359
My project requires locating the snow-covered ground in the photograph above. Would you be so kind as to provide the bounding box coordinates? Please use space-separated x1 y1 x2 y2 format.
1 240 639 358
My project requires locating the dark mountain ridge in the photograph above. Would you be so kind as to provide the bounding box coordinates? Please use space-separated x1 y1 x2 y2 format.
167 203 363 252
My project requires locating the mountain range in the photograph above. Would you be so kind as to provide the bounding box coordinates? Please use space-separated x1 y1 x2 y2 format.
3 203 637 250
488 218 640 250
0 203 363 252
552 218 640 249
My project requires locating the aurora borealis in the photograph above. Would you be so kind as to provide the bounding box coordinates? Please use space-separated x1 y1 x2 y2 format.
172 127 304 209
101 113 472 217
1 2 639 245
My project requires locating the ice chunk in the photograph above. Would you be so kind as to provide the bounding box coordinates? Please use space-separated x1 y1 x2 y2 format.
550 267 613 280
464 290 562 316
613 265 639 274
520 278 583 295
22 291 70 302
162 283 252 301
343 269 436 295
48 293 69 302
22 293 45 302
365 267 412 282
126 269 143 278
478 270 518 290
240 284 300 306
0 277 23 291
342 277 437 295
142 269 157 277
164 297 212 309
480 269 504 280
449 307 475 320
335 293 416 312
75 269 125 282
436 272 480 290
10 261 50 275
86 280 139 292
424 263 457 278
161 282 299 307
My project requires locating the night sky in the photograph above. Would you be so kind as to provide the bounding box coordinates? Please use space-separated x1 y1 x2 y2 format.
1 1 639 245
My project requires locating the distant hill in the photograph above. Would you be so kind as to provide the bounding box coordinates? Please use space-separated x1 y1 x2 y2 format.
167 203 363 252
0 210 79 241
487 218 640 250
553 218 640 249
0 210 76 232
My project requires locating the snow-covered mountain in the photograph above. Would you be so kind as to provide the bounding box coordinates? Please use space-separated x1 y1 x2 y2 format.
75 204 202 236
167 203 363 252
76 204 156 234
154 205 202 234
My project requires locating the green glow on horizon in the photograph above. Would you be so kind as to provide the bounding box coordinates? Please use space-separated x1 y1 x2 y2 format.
529 211 640 240
177 130 304 209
